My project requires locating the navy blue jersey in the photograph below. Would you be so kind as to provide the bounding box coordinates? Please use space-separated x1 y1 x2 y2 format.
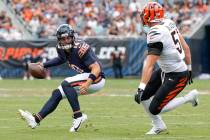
22 54 33 64
44 39 104 77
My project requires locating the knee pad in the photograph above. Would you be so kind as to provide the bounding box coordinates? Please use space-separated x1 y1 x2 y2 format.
149 99 162 115
149 106 160 115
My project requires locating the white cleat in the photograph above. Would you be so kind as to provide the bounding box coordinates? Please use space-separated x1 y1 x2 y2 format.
184 89 199 107
146 120 168 135
18 109 38 129
70 113 87 132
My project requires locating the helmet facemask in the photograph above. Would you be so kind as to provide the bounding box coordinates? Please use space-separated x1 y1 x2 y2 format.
58 34 74 50
56 24 75 50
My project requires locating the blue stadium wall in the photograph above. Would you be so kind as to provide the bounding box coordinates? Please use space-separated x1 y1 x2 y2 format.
0 35 209 78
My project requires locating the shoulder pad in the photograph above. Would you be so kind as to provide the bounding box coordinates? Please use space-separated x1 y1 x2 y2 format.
147 26 164 44
78 42 90 58
73 39 84 47
162 19 177 31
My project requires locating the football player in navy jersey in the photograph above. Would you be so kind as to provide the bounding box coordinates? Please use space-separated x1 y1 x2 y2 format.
19 24 105 132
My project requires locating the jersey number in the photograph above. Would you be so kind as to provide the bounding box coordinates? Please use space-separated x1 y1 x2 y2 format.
171 30 182 54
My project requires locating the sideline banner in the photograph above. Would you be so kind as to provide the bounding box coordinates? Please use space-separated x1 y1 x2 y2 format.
0 38 147 78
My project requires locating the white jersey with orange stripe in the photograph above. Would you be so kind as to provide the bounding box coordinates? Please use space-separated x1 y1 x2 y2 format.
147 19 187 73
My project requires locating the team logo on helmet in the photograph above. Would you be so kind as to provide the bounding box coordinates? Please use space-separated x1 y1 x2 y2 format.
140 2 164 26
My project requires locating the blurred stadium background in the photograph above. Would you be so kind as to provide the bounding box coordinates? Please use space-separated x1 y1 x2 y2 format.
0 0 210 140
0 0 210 78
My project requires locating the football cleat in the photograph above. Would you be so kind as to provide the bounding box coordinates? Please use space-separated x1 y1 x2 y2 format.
70 113 87 132
18 109 38 129
184 89 199 107
146 120 167 135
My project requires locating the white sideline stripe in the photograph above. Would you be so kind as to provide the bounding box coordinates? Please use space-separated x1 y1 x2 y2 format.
0 88 49 91
1 88 210 94
100 91 210 96
0 89 209 97
0 92 209 97
91 91 210 97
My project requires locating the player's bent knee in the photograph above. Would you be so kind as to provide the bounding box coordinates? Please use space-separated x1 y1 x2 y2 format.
61 80 70 88
52 89 62 100
149 105 161 115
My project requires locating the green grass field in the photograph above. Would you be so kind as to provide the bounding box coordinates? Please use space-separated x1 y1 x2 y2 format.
0 79 210 140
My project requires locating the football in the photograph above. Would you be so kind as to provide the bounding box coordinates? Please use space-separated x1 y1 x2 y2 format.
28 63 46 79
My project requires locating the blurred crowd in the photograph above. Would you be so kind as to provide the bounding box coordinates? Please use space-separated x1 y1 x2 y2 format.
159 0 209 34
0 0 209 39
0 10 22 40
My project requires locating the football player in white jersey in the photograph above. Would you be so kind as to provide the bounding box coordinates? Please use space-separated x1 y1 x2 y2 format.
134 2 199 135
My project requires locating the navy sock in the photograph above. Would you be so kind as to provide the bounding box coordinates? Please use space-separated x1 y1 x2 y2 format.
61 81 80 112
74 112 82 119
37 89 62 122
34 114 40 123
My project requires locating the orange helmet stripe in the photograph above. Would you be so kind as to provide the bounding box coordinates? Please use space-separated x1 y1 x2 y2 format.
141 2 164 25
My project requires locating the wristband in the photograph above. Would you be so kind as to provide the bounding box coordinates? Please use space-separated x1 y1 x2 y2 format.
88 73 97 81
187 64 192 71
138 82 146 90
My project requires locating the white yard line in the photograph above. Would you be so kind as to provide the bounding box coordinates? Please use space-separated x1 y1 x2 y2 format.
0 88 210 97
0 88 48 91
97 91 210 96
0 93 209 97
0 90 209 97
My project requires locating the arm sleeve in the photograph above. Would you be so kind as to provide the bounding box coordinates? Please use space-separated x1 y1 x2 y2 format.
147 27 164 44
43 57 66 68
147 42 163 56
147 26 164 56
43 48 66 68
82 48 97 67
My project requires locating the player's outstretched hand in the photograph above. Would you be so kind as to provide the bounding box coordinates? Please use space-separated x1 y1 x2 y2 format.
37 62 44 68
134 88 144 104
79 82 90 95
188 70 193 85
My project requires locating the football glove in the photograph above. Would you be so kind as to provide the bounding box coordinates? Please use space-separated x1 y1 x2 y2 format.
188 70 193 85
134 88 144 104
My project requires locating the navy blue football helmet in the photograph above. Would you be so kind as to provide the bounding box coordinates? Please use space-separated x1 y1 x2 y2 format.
56 24 75 49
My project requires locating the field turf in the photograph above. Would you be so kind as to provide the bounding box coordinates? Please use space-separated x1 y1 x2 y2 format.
0 79 210 140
